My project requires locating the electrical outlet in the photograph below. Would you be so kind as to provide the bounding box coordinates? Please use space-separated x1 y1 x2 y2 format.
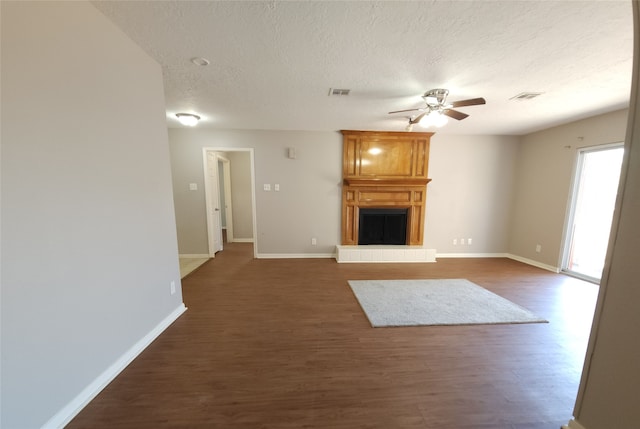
311 237 317 245
536 244 542 253
274 184 280 191
453 238 457 245
170 281 176 295
468 238 473 245
461 238 466 245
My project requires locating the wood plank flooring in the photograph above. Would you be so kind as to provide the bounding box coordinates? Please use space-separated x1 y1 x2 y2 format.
68 243 598 429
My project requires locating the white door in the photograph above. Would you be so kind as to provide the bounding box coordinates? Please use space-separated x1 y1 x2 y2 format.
562 144 624 282
206 151 223 254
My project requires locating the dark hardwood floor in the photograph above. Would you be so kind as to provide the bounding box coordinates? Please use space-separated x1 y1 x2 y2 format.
68 242 597 429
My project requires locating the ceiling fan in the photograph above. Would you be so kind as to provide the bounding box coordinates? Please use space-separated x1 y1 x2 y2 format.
389 89 486 130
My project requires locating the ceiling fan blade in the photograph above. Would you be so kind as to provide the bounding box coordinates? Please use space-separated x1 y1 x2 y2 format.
389 108 422 114
450 97 486 108
443 109 469 121
410 112 427 124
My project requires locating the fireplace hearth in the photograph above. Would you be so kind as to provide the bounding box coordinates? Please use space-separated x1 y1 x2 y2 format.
358 208 408 245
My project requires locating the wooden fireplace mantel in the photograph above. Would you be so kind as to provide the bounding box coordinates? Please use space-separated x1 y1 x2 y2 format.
341 130 432 246
343 178 432 187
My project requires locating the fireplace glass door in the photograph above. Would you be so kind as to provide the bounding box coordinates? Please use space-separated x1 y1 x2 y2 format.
358 208 408 245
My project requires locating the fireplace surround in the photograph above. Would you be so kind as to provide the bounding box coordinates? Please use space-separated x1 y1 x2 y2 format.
337 130 435 263
340 130 432 246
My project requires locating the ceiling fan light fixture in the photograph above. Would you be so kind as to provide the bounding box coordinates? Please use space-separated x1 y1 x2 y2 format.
418 113 433 127
176 113 201 126
424 95 438 105
433 111 448 127
392 89 483 129
423 88 449 106
419 110 448 128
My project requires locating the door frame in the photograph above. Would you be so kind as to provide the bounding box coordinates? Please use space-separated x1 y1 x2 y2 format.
559 141 624 282
218 155 234 243
202 147 258 258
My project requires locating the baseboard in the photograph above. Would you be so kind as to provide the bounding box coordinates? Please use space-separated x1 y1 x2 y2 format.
179 254 210 258
563 419 587 429
42 304 188 429
232 238 254 243
507 254 560 273
436 252 509 258
256 253 336 259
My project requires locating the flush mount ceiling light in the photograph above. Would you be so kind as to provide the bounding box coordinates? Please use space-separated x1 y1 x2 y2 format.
190 57 210 66
176 113 201 126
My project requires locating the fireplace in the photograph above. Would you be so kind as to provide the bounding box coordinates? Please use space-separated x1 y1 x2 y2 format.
337 131 436 262
340 130 432 246
358 208 408 245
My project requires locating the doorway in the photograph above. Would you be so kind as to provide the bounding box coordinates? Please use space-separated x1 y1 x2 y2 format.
562 143 624 282
202 148 258 258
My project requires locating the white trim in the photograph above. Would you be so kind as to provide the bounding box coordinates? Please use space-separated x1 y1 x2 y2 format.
335 245 437 263
233 238 254 243
257 253 335 259
42 304 187 429
561 269 601 285
337 259 435 263
179 253 210 259
507 253 560 273
202 147 258 259
248 149 258 259
563 419 587 429
436 252 509 258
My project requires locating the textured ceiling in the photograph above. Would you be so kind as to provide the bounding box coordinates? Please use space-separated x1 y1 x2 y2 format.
93 0 633 135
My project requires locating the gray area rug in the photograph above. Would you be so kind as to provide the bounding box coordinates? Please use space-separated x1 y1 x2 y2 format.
348 279 547 327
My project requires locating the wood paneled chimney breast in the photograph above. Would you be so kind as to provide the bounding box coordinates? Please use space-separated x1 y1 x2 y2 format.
341 130 432 245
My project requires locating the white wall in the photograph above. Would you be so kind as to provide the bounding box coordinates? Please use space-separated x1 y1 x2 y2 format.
169 133 209 253
225 151 254 240
168 129 343 256
168 129 520 256
426 134 520 254
0 2 184 427
509 109 628 268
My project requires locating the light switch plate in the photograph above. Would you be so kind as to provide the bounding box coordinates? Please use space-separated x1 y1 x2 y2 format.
189 183 197 191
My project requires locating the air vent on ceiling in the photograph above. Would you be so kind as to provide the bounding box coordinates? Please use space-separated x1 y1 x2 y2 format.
510 92 543 101
329 88 350 96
